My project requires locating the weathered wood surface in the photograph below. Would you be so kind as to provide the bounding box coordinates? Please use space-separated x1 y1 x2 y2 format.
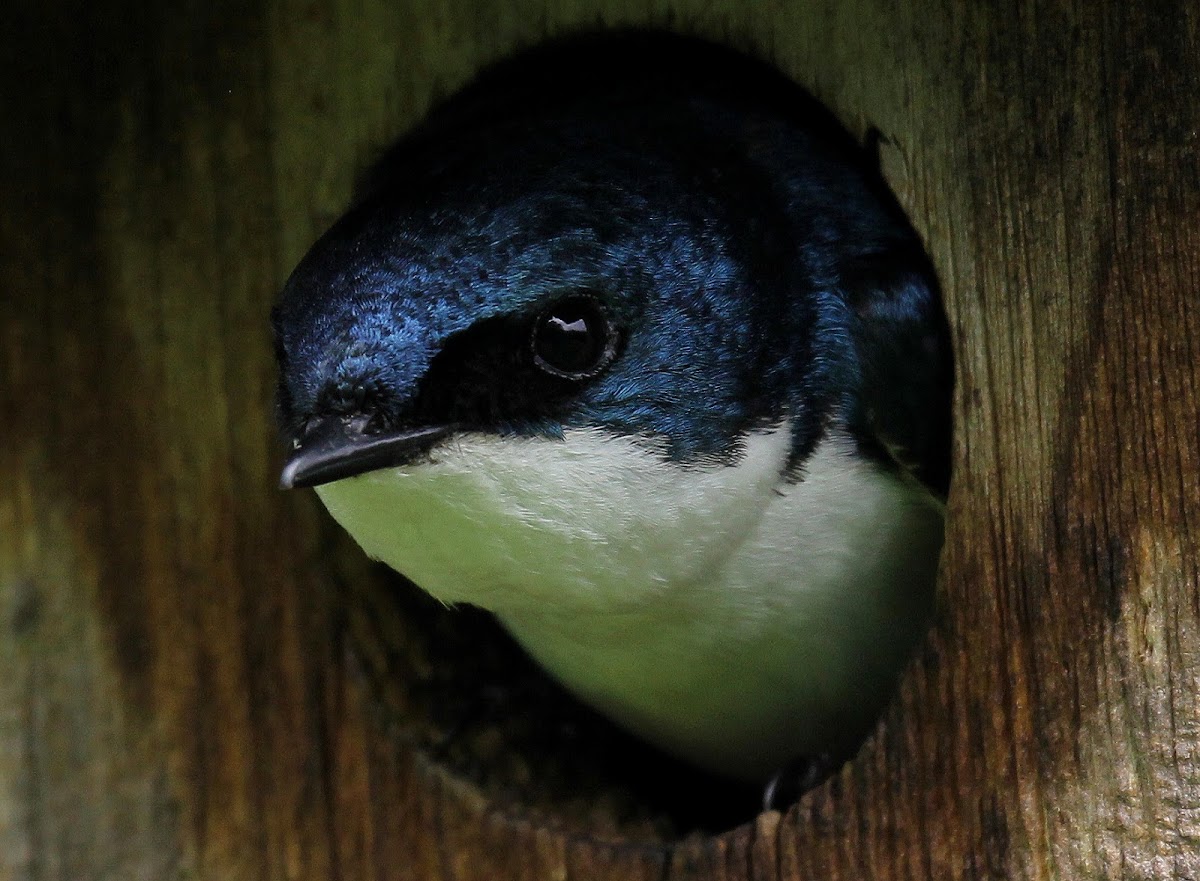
2 0 1198 878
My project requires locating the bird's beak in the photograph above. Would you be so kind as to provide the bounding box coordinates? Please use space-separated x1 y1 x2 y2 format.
280 416 454 489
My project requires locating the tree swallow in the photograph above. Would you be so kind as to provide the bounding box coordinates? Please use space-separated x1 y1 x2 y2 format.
272 32 952 787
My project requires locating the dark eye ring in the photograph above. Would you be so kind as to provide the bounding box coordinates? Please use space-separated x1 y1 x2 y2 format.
530 294 618 380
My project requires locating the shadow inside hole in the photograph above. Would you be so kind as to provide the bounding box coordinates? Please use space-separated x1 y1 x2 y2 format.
344 560 841 840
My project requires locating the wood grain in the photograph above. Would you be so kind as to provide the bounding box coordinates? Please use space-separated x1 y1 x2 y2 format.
2 0 1197 878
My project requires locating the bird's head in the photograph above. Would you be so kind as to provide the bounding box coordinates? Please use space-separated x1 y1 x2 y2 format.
273 78 825 491
271 35 947 618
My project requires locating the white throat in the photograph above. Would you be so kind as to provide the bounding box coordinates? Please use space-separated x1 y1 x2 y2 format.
315 424 943 782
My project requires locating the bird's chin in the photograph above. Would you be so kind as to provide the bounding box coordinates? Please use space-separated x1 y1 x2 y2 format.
309 425 802 616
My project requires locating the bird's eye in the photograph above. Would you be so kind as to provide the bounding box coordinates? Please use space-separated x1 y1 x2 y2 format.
530 295 617 380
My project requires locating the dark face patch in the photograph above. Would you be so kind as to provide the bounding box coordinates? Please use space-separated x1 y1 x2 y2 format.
404 298 622 437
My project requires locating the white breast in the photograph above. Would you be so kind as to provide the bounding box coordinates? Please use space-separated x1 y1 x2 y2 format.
315 424 943 782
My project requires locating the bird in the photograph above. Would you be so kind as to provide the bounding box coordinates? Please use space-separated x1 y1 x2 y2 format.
272 31 952 790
